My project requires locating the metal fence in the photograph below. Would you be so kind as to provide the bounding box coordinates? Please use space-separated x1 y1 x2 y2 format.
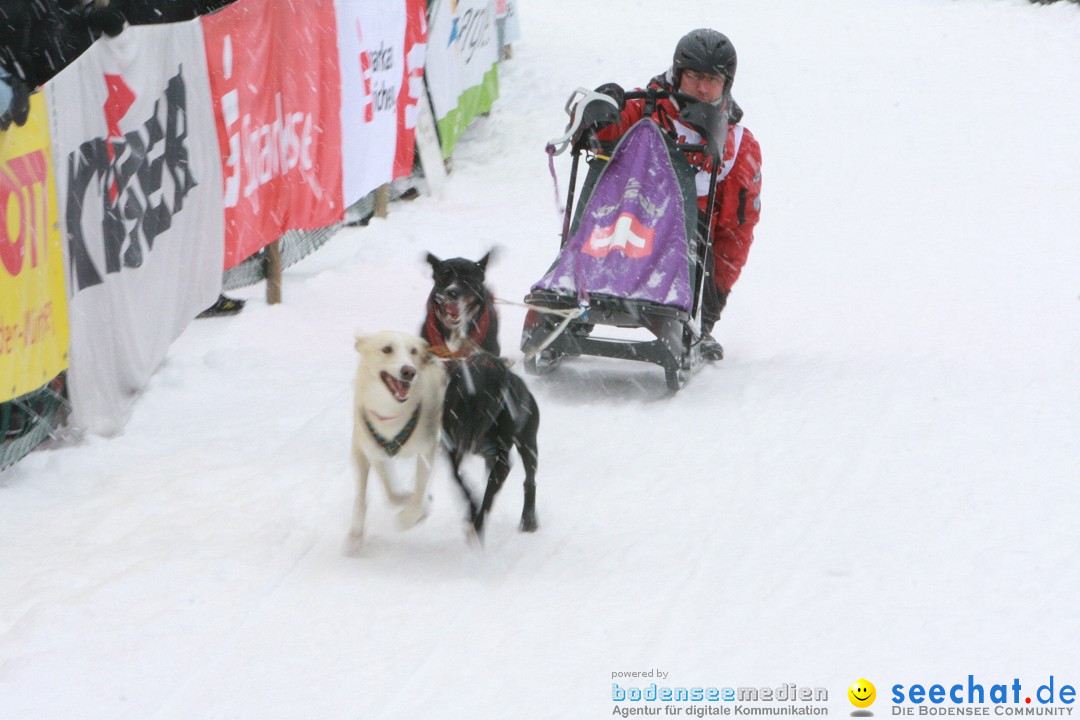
0 376 68 472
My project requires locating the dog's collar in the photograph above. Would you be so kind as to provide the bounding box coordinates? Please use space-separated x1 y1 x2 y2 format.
364 404 421 457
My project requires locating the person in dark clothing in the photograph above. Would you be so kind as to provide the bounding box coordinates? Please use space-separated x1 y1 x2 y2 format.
0 67 30 129
0 0 124 89
1 0 124 130
0 0 235 129
117 0 235 24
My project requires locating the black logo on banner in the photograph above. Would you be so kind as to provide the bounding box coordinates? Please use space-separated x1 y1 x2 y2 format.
66 68 198 293
458 8 492 64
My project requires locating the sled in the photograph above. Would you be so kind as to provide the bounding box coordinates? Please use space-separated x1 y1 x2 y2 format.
521 87 728 391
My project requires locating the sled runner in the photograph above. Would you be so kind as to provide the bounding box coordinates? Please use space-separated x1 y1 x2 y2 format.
521 87 728 391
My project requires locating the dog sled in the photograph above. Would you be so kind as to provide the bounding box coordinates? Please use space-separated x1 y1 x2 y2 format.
520 87 729 391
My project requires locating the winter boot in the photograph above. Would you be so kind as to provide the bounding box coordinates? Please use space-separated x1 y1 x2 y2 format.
197 294 245 318
700 330 724 361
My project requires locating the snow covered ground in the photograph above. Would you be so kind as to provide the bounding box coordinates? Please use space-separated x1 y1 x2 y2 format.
2 1 1079 718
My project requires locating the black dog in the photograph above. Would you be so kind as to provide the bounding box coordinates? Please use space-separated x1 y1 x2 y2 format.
442 353 539 540
420 252 499 358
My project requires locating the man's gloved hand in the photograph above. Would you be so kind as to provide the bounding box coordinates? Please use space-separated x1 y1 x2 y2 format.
568 84 624 147
679 101 725 160
0 75 31 131
593 82 626 111
85 0 126 37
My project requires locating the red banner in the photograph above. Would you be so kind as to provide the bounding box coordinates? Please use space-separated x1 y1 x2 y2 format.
395 0 428 180
203 0 344 269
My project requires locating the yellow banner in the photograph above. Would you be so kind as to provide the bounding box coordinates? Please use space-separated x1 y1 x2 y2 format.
0 93 69 402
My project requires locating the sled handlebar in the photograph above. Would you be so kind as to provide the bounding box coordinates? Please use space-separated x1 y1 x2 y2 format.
545 88 692 156
622 88 701 106
546 87 622 156
548 87 727 159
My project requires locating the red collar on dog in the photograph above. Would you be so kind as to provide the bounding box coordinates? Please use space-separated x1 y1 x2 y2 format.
426 305 491 358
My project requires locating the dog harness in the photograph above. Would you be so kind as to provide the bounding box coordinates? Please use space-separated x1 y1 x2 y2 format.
364 404 421 457
425 305 492 359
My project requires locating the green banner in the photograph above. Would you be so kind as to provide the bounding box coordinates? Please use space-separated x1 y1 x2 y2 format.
435 64 499 159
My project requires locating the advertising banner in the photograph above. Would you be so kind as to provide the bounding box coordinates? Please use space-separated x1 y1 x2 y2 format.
335 0 429 204
425 0 499 158
47 20 224 435
0 94 69 402
203 0 344 268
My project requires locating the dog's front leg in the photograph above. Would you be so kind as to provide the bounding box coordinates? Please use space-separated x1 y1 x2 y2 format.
518 443 539 533
447 451 478 522
445 449 481 545
375 461 410 506
474 449 512 539
344 452 371 556
396 448 434 530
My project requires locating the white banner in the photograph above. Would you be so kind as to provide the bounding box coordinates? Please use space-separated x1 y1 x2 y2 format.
336 0 427 204
425 0 499 157
46 21 224 436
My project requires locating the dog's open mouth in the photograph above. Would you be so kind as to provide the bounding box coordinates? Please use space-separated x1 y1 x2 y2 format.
380 371 412 403
436 296 475 326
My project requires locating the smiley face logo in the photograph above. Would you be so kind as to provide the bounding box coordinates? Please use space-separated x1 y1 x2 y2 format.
848 679 876 709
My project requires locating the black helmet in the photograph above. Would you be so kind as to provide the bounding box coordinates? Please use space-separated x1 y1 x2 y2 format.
672 28 737 91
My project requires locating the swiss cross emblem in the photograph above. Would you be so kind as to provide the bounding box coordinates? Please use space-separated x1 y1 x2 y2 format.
582 212 656 259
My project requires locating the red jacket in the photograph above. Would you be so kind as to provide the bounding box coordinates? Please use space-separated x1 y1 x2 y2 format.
596 80 762 292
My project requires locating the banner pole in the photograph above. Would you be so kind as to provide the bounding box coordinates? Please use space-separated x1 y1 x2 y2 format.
374 184 390 218
266 240 282 304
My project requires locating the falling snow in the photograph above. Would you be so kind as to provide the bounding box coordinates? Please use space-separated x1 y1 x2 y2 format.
2 1 1079 719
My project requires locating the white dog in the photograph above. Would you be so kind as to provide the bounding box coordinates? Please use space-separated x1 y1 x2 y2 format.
345 331 446 555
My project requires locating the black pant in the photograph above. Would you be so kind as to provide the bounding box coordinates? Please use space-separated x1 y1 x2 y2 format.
698 221 729 333
701 268 728 332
